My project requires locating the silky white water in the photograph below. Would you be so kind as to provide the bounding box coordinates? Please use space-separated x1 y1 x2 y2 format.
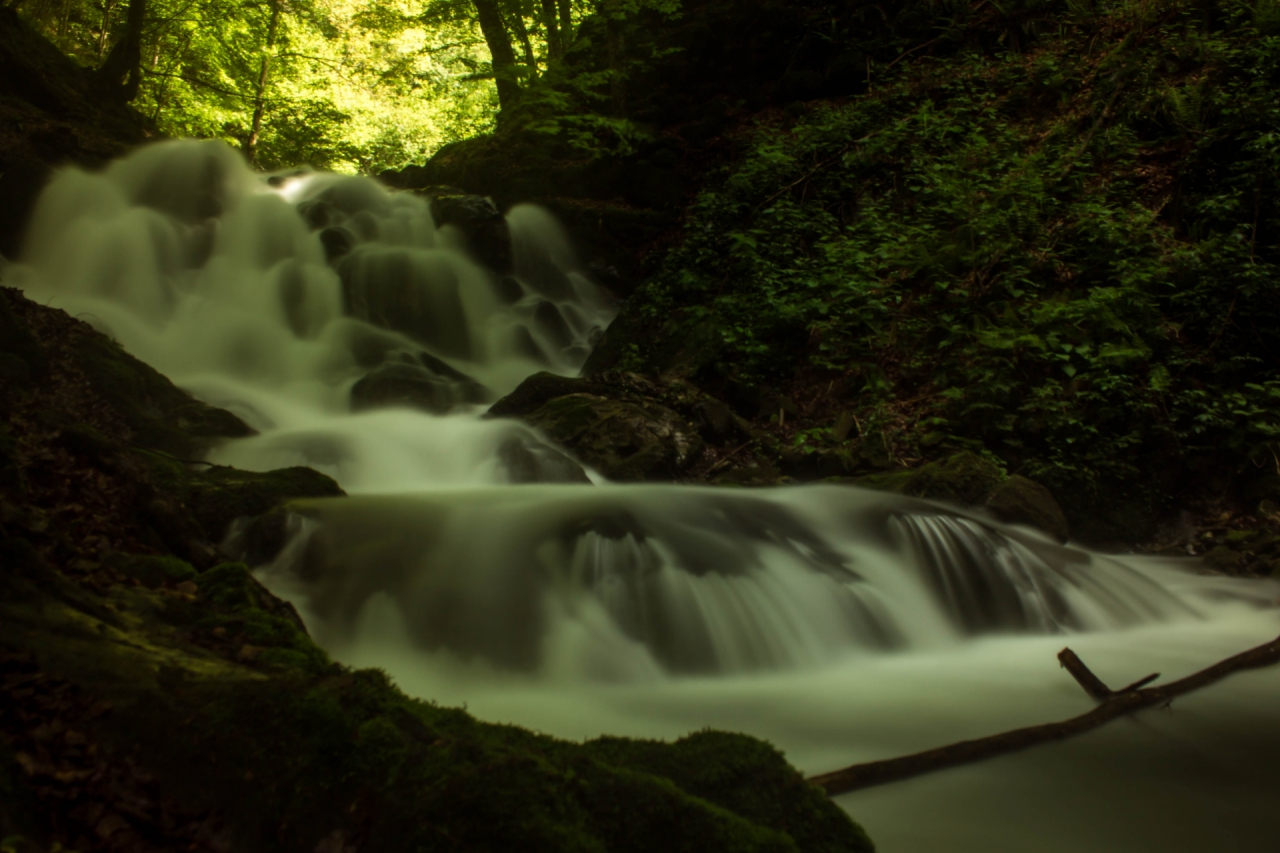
7 140 1280 852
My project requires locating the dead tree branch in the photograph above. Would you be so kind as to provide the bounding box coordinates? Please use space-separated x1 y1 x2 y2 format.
808 633 1280 797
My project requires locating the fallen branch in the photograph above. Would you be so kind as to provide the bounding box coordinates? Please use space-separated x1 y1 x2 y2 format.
808 633 1280 796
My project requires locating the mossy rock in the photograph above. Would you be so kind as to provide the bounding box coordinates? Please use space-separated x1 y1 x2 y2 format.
527 393 703 481
107 552 197 587
486 370 608 418
0 568 875 853
581 731 875 853
986 475 1070 542
851 453 1004 507
188 465 345 542
0 287 46 377
72 334 253 459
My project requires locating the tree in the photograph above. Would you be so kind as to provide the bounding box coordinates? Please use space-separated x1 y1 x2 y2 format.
94 0 144 101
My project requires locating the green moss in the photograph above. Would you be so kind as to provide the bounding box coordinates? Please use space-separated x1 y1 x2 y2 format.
109 552 197 586
581 730 875 853
902 452 1005 506
0 563 875 853
188 465 344 542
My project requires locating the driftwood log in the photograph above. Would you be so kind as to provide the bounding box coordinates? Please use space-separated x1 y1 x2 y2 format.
808 633 1280 797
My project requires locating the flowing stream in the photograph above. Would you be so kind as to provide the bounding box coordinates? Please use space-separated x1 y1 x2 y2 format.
8 140 1280 852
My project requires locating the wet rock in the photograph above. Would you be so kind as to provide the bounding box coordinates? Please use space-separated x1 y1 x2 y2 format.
852 452 1004 506
692 397 745 444
319 226 355 262
526 393 703 481
986 475 1069 542
0 155 52 259
429 193 512 273
496 436 591 483
901 452 1004 505
486 371 606 419
188 465 345 544
350 358 488 415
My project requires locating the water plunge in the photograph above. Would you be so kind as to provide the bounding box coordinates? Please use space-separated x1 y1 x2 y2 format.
10 140 1280 852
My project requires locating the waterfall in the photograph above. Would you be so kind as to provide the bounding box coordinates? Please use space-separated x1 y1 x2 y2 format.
9 140 1280 853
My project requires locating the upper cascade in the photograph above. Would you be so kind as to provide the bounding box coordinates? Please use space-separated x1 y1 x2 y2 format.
9 139 614 488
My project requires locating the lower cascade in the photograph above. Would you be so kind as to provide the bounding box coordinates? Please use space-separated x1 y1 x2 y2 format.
10 140 1280 853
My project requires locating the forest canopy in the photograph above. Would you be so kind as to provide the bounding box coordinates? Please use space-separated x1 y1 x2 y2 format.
9 0 627 171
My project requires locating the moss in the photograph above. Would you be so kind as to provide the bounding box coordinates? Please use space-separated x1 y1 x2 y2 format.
528 393 704 481
986 475 1070 541
581 730 875 853
0 560 874 853
901 452 1005 506
188 465 343 542
0 289 45 378
108 552 197 587
72 334 252 459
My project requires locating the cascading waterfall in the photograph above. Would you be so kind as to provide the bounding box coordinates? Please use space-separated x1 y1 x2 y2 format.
7 140 1280 853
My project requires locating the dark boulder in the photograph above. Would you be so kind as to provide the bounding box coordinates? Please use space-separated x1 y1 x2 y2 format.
350 358 489 415
525 393 703 481
986 475 1070 542
430 193 512 273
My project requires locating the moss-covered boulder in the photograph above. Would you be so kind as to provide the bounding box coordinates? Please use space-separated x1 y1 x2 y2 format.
853 452 1005 506
986 475 1070 542
189 465 345 544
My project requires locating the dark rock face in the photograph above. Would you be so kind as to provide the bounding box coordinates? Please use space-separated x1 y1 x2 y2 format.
987 475 1070 542
525 393 703 481
350 358 489 415
429 193 512 273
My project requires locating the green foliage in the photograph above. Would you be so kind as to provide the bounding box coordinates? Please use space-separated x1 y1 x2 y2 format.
19 0 500 171
619 0 1280 532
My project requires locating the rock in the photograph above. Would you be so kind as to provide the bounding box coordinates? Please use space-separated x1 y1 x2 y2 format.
496 435 591 483
526 393 703 481
318 226 355 262
429 193 512 273
188 465 345 544
901 452 1004 505
852 452 1004 506
1202 544 1244 574
986 475 1070 541
350 358 488 415
0 155 52 259
485 371 605 419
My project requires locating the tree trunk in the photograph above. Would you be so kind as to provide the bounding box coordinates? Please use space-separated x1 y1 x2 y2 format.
603 0 625 116
473 0 520 109
557 0 571 46
505 1 538 82
95 0 145 102
96 0 115 59
540 0 561 62
808 634 1280 796
245 0 282 166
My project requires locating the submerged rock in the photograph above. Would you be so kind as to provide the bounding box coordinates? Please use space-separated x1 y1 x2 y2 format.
497 435 592 483
350 357 489 415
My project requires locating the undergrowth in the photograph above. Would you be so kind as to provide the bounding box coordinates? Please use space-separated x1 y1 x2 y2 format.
618 0 1280 535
